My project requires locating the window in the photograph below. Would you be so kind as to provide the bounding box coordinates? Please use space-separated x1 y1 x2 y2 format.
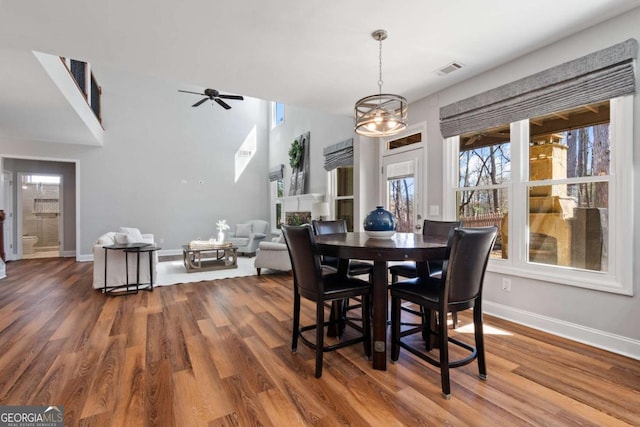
446 97 633 294
527 100 610 271
458 124 510 259
333 166 354 231
270 178 284 230
272 102 284 127
387 132 421 151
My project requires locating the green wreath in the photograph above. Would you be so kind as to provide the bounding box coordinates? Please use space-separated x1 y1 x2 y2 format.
289 139 302 168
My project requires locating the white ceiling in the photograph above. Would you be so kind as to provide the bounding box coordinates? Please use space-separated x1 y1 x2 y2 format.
0 0 639 143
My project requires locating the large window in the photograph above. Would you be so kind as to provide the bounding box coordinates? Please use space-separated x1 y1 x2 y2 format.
527 100 610 271
446 97 632 294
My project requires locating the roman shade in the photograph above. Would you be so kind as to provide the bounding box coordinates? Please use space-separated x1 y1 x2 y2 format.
440 38 637 138
323 138 353 171
268 164 284 181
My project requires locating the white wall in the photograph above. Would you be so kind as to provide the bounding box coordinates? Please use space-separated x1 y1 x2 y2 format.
1 66 270 257
402 8 640 358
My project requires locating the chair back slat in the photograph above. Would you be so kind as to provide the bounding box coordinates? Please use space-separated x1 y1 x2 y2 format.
443 227 497 305
282 225 323 297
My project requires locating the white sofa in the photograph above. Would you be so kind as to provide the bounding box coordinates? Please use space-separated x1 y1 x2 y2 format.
92 229 158 290
225 220 269 256
254 234 291 275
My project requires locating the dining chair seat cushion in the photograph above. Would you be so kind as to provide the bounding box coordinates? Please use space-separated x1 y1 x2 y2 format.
321 273 372 299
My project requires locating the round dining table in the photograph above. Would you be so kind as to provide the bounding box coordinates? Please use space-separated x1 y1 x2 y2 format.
315 231 448 371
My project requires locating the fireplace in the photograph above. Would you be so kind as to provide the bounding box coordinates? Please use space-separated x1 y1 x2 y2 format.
276 193 324 228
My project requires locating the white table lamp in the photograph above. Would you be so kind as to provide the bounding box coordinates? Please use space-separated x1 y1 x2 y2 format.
312 202 330 220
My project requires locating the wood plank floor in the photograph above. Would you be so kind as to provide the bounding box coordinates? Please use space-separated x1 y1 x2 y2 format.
0 257 638 426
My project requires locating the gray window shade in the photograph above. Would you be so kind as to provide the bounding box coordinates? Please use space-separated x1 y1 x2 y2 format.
268 164 284 181
440 38 637 138
324 138 353 171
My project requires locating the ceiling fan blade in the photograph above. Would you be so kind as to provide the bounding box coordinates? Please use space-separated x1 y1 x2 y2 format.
215 98 232 110
217 94 244 100
179 90 205 96
192 98 209 107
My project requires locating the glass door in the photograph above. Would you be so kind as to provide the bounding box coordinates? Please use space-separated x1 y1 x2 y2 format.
382 149 423 233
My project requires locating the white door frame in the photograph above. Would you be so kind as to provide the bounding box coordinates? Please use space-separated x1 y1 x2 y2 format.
2 170 14 261
379 122 427 233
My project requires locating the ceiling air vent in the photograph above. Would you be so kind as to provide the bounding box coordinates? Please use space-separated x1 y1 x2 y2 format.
437 61 464 76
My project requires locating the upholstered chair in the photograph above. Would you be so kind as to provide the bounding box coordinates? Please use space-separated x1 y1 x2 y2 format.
225 220 269 256
391 226 498 399
254 233 291 275
282 224 372 378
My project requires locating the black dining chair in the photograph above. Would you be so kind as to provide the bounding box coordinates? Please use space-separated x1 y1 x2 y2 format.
390 226 497 399
311 219 373 279
312 219 373 322
282 225 372 378
389 220 460 328
389 220 460 282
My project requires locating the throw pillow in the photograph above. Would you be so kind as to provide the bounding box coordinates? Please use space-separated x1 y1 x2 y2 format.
119 227 144 243
276 233 285 244
235 223 252 238
114 233 129 244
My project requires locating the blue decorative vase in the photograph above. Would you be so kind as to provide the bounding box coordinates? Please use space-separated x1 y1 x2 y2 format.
363 206 396 238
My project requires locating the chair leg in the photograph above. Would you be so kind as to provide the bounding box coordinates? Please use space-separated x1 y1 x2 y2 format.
473 305 487 380
438 308 451 399
291 292 300 352
315 299 325 378
452 311 458 329
390 296 401 361
256 268 262 276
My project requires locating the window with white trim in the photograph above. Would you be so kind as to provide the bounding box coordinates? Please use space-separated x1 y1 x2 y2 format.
331 166 355 231
272 102 284 128
445 96 633 294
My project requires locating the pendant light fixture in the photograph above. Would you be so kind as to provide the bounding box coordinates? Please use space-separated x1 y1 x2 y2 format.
354 29 407 137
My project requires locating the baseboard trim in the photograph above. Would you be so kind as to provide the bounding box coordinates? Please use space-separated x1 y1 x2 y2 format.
484 301 640 361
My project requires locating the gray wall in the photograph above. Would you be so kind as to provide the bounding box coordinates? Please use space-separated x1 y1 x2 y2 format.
397 8 640 357
1 67 270 257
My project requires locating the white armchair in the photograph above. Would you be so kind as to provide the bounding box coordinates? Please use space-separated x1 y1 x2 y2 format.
225 220 269 256
254 234 291 275
92 228 158 290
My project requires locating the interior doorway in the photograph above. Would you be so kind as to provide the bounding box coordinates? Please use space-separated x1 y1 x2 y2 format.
18 173 63 259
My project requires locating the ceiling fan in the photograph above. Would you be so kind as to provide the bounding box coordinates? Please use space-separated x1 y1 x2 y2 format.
178 88 244 110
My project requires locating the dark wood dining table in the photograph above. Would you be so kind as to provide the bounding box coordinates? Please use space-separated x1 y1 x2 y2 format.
315 231 448 370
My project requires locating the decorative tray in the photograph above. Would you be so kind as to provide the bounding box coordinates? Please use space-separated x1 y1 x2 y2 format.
189 240 233 250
